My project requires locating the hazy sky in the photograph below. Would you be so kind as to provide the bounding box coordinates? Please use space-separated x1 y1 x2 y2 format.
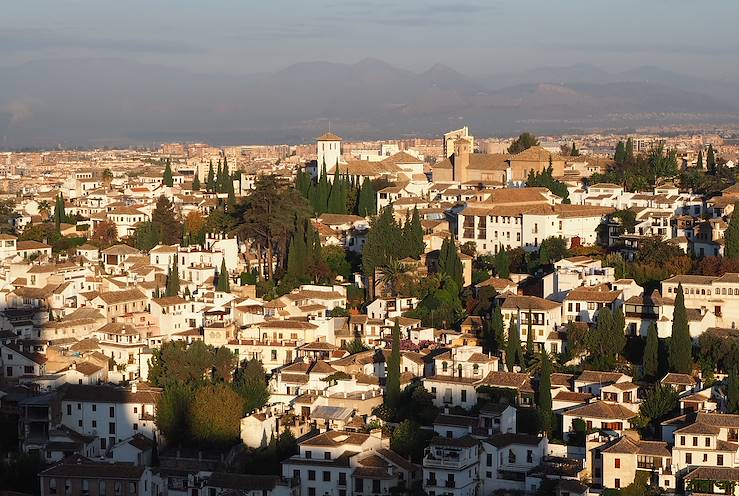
3 0 739 77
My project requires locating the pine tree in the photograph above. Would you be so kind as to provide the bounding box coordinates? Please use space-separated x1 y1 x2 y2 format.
163 159 174 187
696 149 704 169
643 322 659 378
385 320 401 408
495 246 510 278
707 144 717 175
614 141 626 164
506 315 523 371
207 160 215 192
669 284 692 373
165 257 180 297
216 258 230 292
192 168 201 191
726 203 739 259
538 350 554 434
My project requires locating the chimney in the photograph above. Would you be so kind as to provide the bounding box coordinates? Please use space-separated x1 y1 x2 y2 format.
130 382 137 393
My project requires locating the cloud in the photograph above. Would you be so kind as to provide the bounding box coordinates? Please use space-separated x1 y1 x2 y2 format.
4 98 37 125
0 28 200 56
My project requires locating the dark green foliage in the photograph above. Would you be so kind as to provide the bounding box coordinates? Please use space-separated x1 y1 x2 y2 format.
357 177 377 216
491 305 506 353
526 164 569 202
439 237 464 289
729 368 739 413
506 315 523 370
537 351 554 434
585 307 624 370
163 159 174 187
233 359 271 415
404 207 425 259
696 149 704 169
508 132 539 154
638 385 678 437
726 203 739 259
385 320 401 408
206 161 215 192
405 276 465 328
669 284 692 373
538 237 569 265
625 137 634 163
614 140 626 165
707 144 717 175
643 323 659 378
156 382 193 443
54 193 67 232
165 257 180 297
390 420 430 463
192 168 201 191
494 246 510 278
152 195 182 245
132 221 160 251
217 258 230 292
570 142 579 156
0 453 46 495
362 206 402 277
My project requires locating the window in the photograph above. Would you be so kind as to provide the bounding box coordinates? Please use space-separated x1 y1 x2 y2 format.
718 454 724 466
308 489 315 496
324 451 331 460
685 453 692 464
323 471 331 482
615 479 620 489
373 480 381 493
109 422 115 435
486 454 492 467
527 450 533 463
49 479 57 495
67 404 72 415
92 404 96 412
92 420 97 428
307 470 315 481
614 458 620 468
109 406 115 417
133 423 138 431
692 436 698 447
355 478 364 492
305 450 312 459
461 390 467 402
705 437 711 447
680 436 685 446
508 449 516 463
338 472 347 486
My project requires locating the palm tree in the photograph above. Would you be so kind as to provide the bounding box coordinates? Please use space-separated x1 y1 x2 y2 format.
377 259 408 297
38 200 51 221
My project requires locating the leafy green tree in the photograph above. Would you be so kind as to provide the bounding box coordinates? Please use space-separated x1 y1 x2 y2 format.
362 206 402 287
508 132 539 154
132 221 160 251
155 382 193 444
165 257 180 296
526 164 569 202
638 385 678 436
669 284 692 373
538 237 569 264
234 359 270 414
390 420 426 462
538 350 554 434
385 320 401 408
190 383 244 444
163 159 174 187
726 203 739 259
643 323 659 378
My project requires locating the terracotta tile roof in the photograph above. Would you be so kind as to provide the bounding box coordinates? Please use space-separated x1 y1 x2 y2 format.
565 400 637 420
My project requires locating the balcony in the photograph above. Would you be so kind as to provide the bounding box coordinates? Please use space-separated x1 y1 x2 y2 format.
445 480 456 488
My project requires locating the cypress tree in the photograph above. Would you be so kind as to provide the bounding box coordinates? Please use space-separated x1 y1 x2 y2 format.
525 310 534 362
506 315 523 371
495 246 510 278
385 320 401 408
707 144 717 175
610 306 626 359
316 163 329 214
614 141 626 164
726 203 739 259
696 149 704 169
207 160 215 192
215 161 223 193
357 177 376 216
625 137 634 163
163 159 174 187
327 168 344 213
492 305 505 353
643 322 659 378
221 160 231 194
217 258 230 292
669 284 692 373
405 207 425 259
570 142 579 156
729 367 739 413
165 257 180 297
192 168 201 191
439 238 463 289
538 350 554 434
287 219 307 278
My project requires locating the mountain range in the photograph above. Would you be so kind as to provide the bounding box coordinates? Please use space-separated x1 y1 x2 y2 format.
1 58 738 148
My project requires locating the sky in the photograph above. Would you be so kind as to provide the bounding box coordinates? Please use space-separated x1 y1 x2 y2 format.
3 0 739 78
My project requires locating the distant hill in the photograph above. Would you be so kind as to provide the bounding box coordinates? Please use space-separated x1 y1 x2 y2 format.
1 58 738 148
